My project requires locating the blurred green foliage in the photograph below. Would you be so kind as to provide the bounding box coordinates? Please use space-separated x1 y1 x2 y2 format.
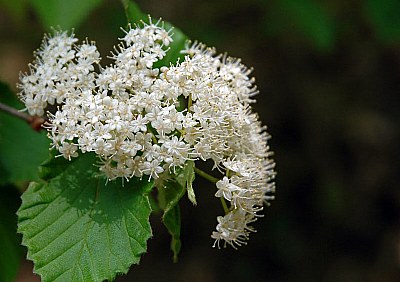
0 187 21 282
0 0 399 281
264 0 336 52
366 0 400 43
0 83 49 185
0 0 103 29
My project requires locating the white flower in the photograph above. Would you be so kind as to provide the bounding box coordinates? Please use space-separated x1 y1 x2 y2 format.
140 159 164 180
215 176 240 201
211 208 256 249
18 31 100 116
58 142 78 160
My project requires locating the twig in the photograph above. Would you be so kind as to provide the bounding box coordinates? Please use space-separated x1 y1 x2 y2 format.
0 102 45 131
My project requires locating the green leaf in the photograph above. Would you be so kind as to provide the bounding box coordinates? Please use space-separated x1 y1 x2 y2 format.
37 149 72 181
158 179 184 263
184 161 196 205
30 0 103 30
365 0 400 43
0 185 23 282
17 153 153 282
0 82 50 185
163 205 182 263
157 161 195 262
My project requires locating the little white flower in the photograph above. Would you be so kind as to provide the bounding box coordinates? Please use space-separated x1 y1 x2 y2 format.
211 209 256 249
58 142 79 160
140 159 164 180
215 176 240 201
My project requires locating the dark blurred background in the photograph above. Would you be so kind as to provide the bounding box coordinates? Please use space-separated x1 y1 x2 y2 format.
1 0 400 281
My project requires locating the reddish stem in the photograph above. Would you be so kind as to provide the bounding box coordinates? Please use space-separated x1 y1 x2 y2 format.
0 102 45 132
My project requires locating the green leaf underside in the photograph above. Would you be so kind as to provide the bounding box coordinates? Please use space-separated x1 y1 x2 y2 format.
158 161 195 261
17 153 153 282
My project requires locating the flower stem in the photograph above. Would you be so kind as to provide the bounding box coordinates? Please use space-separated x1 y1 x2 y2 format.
0 102 45 131
193 166 230 213
220 197 230 214
193 166 219 183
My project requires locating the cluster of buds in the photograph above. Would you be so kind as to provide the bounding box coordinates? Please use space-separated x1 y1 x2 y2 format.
18 19 275 248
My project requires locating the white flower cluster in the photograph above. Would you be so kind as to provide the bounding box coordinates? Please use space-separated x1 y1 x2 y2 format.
18 31 100 116
18 20 275 248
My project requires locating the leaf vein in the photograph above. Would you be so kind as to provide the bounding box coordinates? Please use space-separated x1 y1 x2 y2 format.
35 234 84 272
126 201 148 231
28 179 90 240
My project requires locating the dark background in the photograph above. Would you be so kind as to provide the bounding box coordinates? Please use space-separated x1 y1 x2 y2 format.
1 0 399 281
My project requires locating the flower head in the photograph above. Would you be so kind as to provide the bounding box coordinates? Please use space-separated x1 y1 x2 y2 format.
18 19 275 248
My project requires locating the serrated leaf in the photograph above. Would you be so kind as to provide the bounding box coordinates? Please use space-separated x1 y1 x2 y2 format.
17 153 153 282
30 0 103 30
0 82 50 185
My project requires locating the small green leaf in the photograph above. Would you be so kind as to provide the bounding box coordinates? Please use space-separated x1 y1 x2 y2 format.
158 178 184 263
184 161 196 205
0 82 50 185
17 153 153 282
163 205 182 263
30 0 103 30
158 161 195 261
